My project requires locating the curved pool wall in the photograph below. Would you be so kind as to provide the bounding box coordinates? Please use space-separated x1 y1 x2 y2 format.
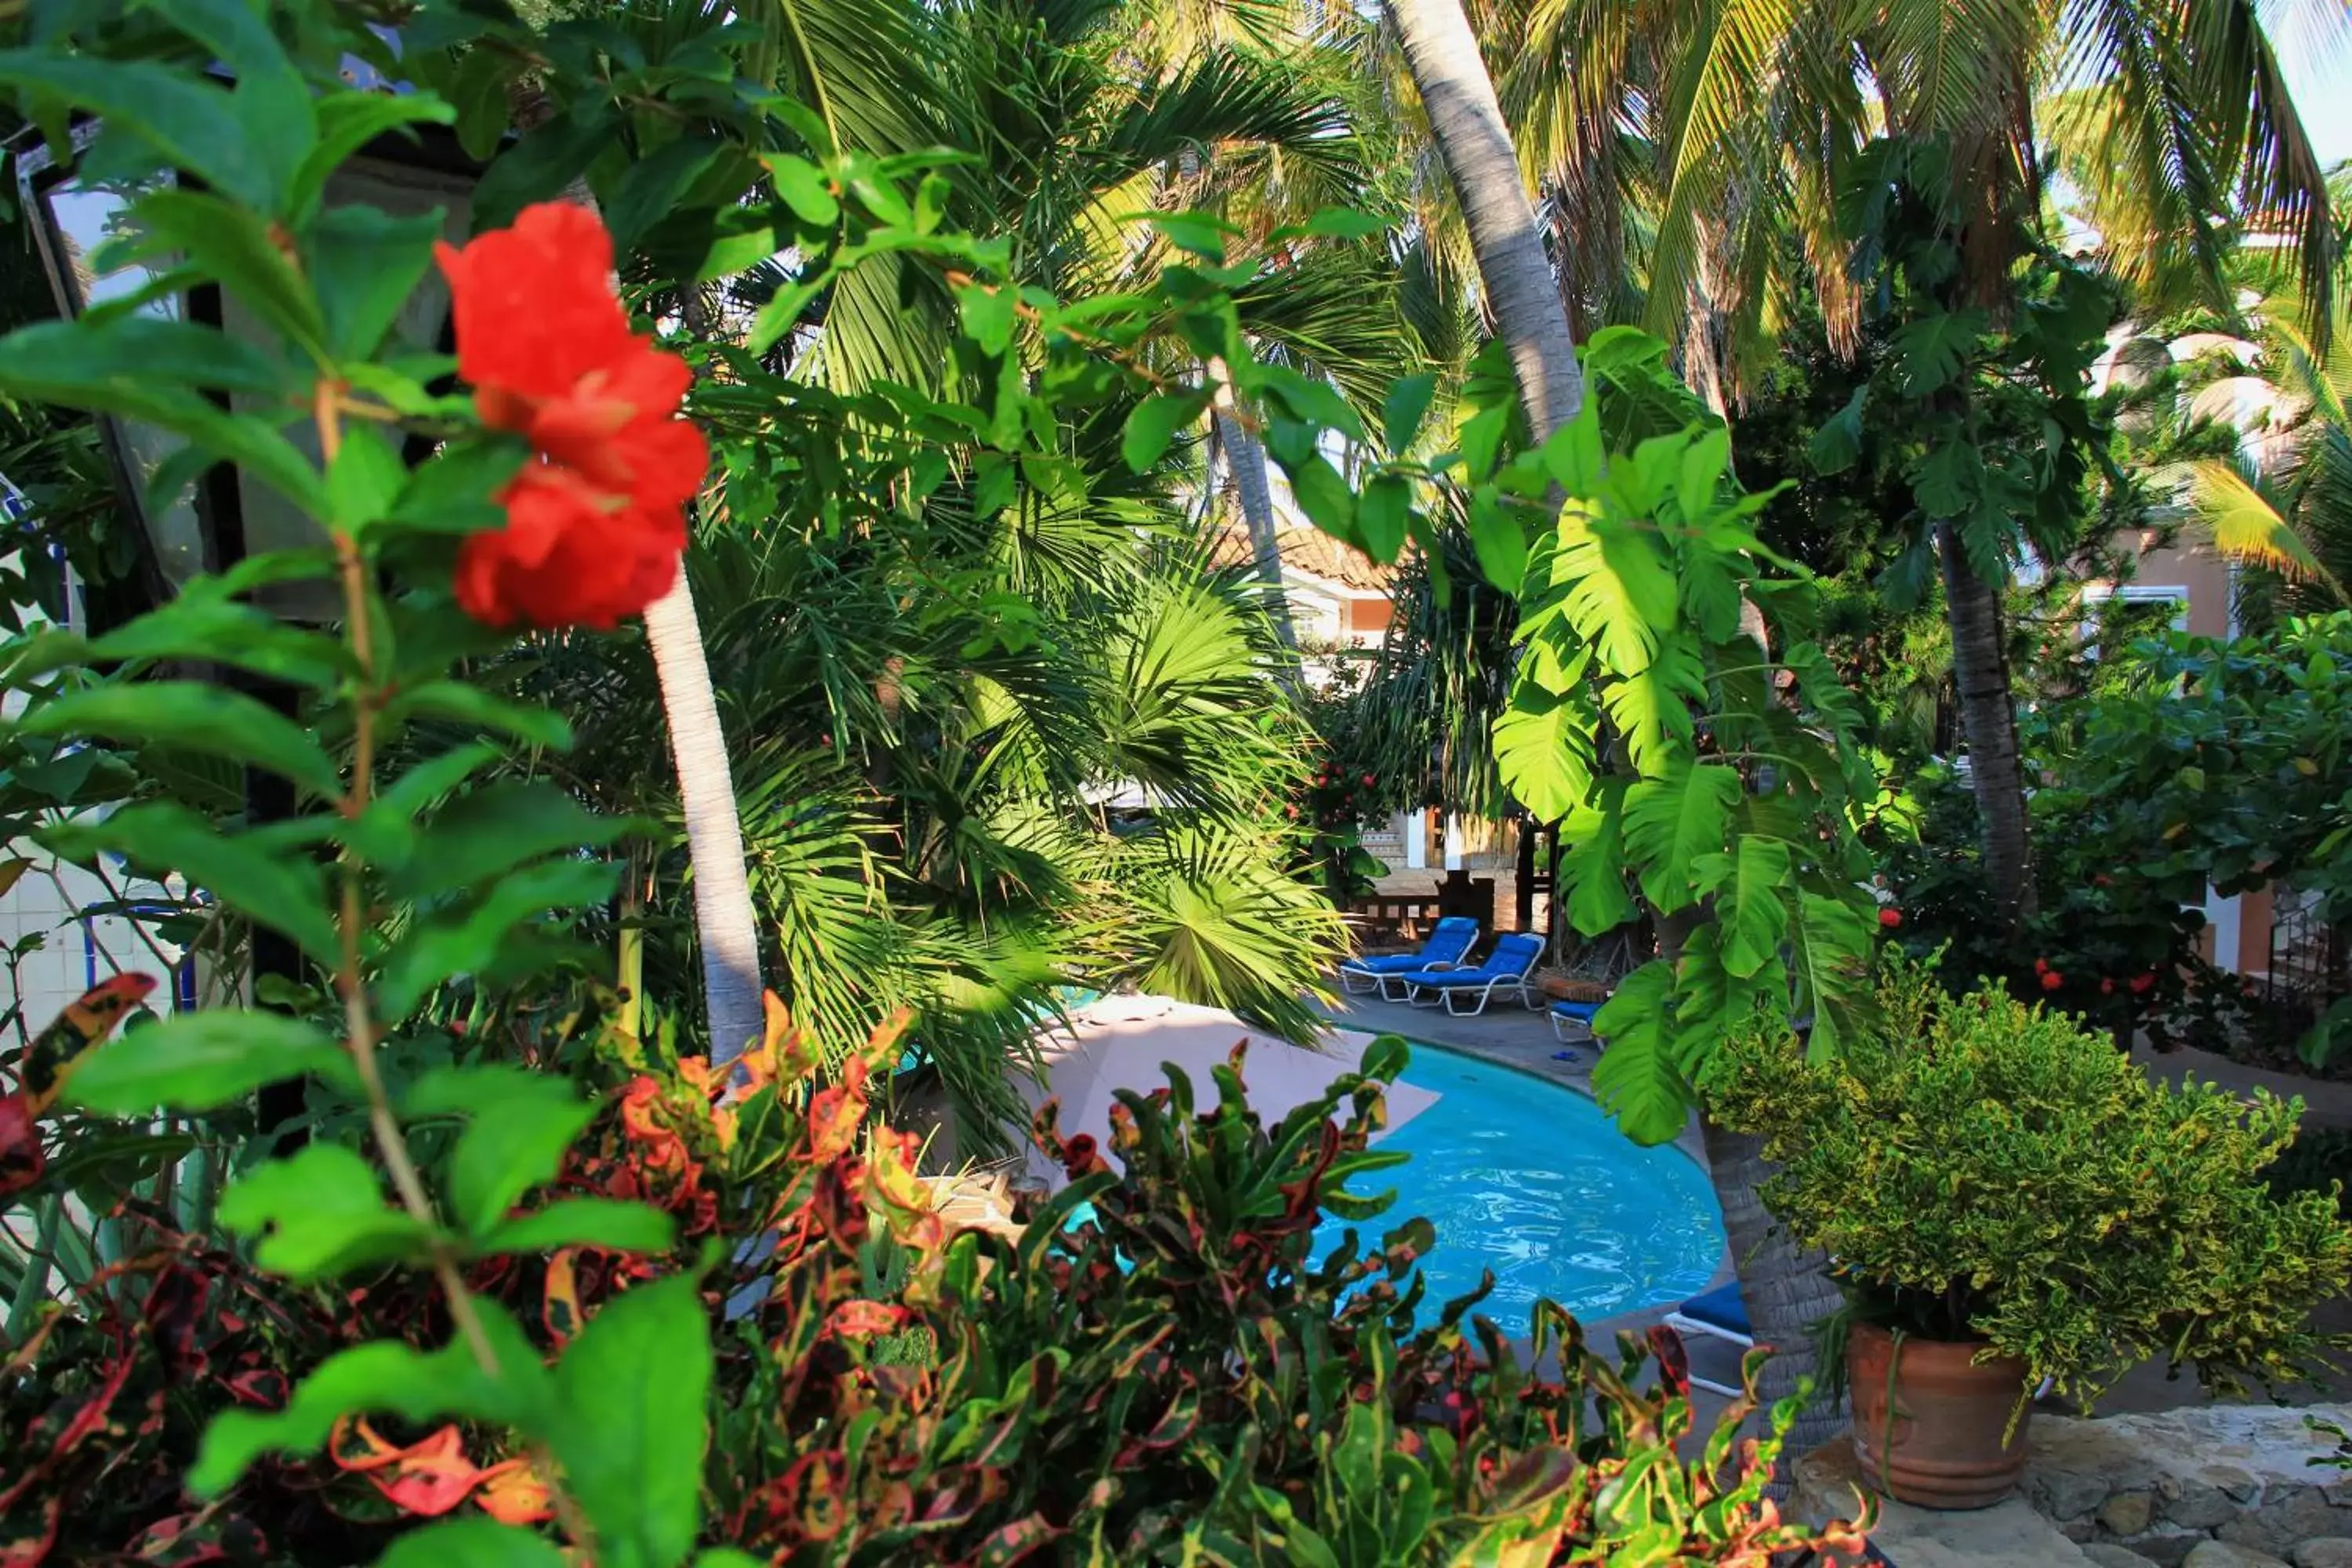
1307 1042 1724 1336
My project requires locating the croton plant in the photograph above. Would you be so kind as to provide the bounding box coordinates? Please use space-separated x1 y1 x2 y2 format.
0 4 1861 1565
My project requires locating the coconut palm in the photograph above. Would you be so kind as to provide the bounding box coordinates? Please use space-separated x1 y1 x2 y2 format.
2186 290 2352 617
1497 0 2334 932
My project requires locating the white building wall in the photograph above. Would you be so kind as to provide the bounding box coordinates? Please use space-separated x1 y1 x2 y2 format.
2 551 194 1029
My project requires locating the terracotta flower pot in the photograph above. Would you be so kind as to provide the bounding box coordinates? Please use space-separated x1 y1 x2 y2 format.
1846 1321 2033 1510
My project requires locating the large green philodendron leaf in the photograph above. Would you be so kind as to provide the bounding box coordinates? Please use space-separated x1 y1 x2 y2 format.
1621 760 1742 915
1492 683 1598 825
1590 961 1687 1145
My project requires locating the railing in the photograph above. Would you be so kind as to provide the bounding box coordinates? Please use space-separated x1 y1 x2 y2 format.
1341 894 1445 947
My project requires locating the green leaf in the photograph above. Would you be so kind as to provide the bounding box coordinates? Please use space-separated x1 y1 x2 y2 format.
376 858 619 1019
1559 790 1637 935
216 1144 432 1282
1672 426 1730 523
1467 486 1527 593
382 681 573 750
405 1065 597 1237
296 96 459 221
1887 309 1986 397
446 47 515 165
552 1273 713 1568
1301 207 1389 240
128 188 328 361
392 437 528 538
1537 402 1607 495
480 1200 677 1257
64 1011 357 1114
609 137 728 252
391 782 641 899
1704 837 1791 979
474 103 620 227
1781 642 1867 747
1599 634 1703 776
307 203 447 362
75 597 349 688
1807 385 1868 475
0 52 276 208
1146 212 1236 261
0 316 290 397
1493 684 1595 824
1589 961 1688 1142
765 153 840 226
1381 372 1437 456
143 0 314 209
957 283 1018 358
1122 389 1208 473
1553 504 1676 675
1678 547 1745 644
191 1302 552 1496
379 1519 568 1568
1357 474 1411 563
15 683 341 799
1910 441 1981 519
1789 887 1875 1059
1622 760 1742 914
327 424 409 534
1283 453 1356 537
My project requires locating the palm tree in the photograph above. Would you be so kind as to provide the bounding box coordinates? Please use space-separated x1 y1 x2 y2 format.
499 49 771 1065
1380 0 1584 440
638 582 768 1062
1503 0 2335 927
2186 290 2352 616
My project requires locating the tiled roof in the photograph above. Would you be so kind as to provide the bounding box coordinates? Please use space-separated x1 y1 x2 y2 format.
1207 524 1395 593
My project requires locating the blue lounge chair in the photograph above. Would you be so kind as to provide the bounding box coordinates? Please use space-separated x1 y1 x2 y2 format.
1338 916 1480 998
1664 1281 1753 1397
1549 998 1604 1044
1399 932 1546 1016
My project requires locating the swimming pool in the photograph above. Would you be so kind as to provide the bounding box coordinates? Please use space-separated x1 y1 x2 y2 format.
1308 1043 1725 1336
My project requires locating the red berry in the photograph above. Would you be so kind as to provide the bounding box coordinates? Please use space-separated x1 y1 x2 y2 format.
1361 772 1375 786
2041 971 2064 992
1878 908 1902 929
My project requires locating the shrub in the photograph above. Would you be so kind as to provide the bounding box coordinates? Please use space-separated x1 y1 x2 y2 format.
1711 955 2352 1410
7 989 1866 1565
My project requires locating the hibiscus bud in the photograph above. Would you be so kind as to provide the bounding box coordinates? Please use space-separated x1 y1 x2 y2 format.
1878 908 1902 929
2033 956 2049 975
2131 971 2157 995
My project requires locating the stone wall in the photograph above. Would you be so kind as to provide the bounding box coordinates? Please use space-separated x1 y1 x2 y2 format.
2024 1403 2352 1565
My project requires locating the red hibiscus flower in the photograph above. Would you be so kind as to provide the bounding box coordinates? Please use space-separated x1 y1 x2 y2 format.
436 203 707 630
2041 970 2064 992
1878 907 1902 929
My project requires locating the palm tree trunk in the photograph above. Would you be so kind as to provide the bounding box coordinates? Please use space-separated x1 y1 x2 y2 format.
1210 366 1298 654
1385 0 1584 441
509 82 771 1063
643 572 768 1064
1702 1120 1848 1485
1936 520 2035 926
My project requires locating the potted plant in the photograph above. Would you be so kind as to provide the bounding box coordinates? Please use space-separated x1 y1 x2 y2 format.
1711 955 2352 1510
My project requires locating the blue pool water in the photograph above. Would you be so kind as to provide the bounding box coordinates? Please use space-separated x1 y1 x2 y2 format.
1305 1045 1724 1335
